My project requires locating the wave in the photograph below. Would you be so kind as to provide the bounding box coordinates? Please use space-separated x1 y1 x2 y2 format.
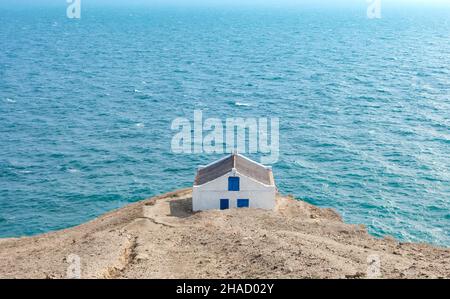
234 102 251 107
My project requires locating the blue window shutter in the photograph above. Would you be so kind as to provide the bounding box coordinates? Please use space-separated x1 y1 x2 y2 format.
237 199 249 208
228 177 240 191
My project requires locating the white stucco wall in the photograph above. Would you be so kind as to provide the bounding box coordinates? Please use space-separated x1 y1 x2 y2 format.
192 170 276 211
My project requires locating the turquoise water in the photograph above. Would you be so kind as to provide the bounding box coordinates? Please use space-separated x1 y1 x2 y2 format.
0 4 449 246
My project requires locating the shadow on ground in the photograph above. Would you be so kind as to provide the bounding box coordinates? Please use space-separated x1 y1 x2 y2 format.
169 198 193 218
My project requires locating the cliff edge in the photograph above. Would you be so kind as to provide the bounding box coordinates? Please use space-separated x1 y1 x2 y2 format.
0 189 448 279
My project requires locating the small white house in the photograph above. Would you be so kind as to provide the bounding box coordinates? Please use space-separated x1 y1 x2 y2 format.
192 153 276 211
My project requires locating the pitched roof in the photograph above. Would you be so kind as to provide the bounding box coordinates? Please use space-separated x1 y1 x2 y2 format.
194 154 274 186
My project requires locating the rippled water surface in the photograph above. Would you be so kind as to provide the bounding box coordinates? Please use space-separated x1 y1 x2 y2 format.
0 5 449 246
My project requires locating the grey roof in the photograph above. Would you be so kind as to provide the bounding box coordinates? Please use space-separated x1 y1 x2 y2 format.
194 154 274 186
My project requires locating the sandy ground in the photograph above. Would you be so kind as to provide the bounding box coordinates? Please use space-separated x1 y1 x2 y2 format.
0 189 448 279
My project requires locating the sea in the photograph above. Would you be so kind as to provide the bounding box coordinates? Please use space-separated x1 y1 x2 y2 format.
0 2 449 246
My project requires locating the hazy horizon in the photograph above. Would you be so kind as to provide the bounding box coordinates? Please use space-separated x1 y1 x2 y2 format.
2 0 450 8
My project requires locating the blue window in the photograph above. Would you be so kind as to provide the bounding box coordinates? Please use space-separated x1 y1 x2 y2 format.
220 199 229 210
228 177 240 191
237 199 249 208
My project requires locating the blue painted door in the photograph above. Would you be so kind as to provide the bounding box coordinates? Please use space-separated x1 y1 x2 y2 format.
228 177 240 191
220 199 229 210
237 199 249 208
